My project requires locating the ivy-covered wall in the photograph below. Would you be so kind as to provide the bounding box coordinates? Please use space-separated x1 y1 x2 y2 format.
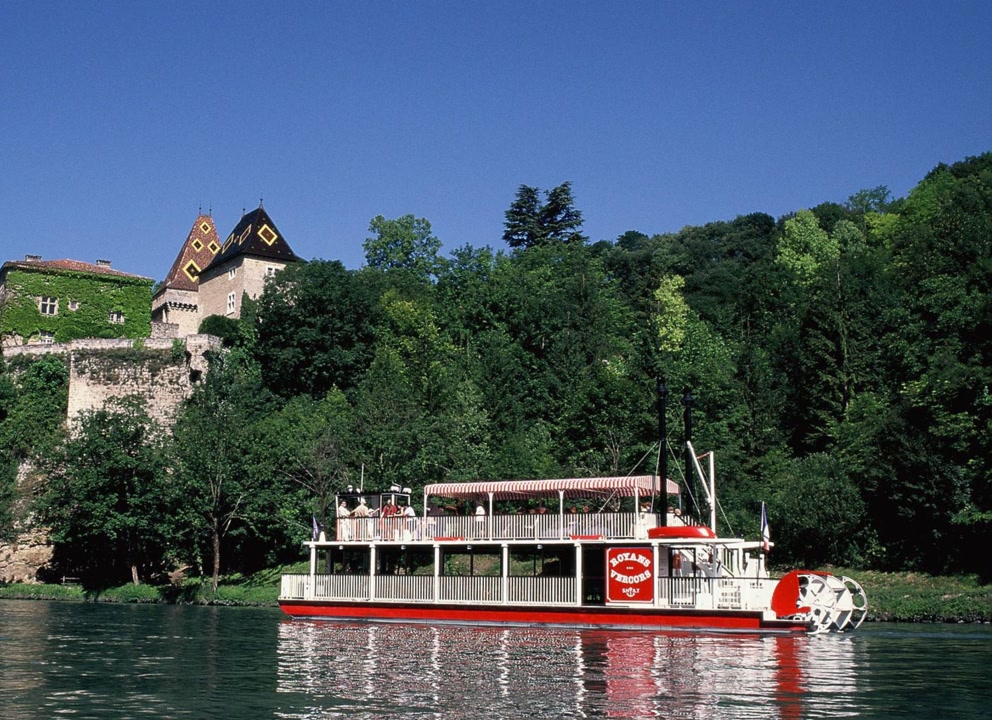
0 267 152 344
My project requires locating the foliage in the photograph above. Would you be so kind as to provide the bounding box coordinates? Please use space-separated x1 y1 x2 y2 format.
171 349 282 590
844 570 992 623
0 266 152 344
198 314 243 347
95 582 162 603
252 260 383 399
0 583 85 601
39 396 173 588
0 354 69 538
502 181 586 248
363 214 444 281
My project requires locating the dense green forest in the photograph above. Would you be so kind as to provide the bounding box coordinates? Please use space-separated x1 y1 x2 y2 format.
2 153 990 590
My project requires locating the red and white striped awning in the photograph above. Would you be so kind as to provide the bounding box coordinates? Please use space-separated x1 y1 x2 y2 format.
424 475 680 501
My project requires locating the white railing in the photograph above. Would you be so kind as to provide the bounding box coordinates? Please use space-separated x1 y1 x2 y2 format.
316 574 370 600
374 574 434 601
507 576 575 604
281 574 308 600
336 512 656 543
654 577 775 611
439 575 502 603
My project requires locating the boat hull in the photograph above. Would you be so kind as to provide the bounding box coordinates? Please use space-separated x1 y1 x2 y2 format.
278 600 810 634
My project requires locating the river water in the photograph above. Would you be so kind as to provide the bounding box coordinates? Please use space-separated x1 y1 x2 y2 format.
1 600 990 719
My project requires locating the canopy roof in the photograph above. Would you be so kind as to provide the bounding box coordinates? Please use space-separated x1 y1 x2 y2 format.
424 475 680 501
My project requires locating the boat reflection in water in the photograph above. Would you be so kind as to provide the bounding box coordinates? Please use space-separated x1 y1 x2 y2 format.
276 620 861 718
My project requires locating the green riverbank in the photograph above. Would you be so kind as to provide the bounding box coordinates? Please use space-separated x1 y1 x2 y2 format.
2 567 989 624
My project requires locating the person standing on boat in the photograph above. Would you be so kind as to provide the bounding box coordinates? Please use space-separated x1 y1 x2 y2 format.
353 498 370 540
381 499 400 539
337 500 352 541
403 503 418 540
474 502 486 539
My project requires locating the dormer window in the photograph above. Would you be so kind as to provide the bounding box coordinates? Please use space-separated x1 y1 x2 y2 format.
228 267 237 280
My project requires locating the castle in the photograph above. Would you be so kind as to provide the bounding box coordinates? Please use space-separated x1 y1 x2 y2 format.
151 204 300 336
1 203 300 424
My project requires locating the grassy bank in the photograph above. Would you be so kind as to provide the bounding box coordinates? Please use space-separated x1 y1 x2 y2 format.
838 569 992 623
1 566 989 624
0 562 305 606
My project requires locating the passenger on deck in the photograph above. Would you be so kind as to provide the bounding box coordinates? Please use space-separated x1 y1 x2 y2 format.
403 503 418 539
474 502 486 538
338 500 352 541
353 498 371 540
381 499 399 539
425 505 440 538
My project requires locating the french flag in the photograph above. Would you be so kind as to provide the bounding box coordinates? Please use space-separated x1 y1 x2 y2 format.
760 502 770 553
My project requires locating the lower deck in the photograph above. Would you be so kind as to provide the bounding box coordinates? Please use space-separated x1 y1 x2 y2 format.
280 539 775 615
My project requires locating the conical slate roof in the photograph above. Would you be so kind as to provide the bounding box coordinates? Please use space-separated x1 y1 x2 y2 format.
203 205 300 272
156 214 222 293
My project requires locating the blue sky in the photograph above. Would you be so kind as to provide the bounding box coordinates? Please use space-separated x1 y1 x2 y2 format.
2 2 989 282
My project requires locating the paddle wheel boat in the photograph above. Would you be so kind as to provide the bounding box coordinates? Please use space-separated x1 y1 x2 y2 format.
279 443 867 635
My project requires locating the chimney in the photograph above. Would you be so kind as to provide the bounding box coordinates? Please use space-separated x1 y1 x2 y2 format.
25 254 42 262
96 259 112 267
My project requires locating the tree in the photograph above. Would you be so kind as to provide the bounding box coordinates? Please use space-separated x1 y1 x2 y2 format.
40 397 173 587
172 350 278 590
502 182 586 248
502 185 543 248
253 390 358 532
363 214 444 281
776 209 839 285
540 182 586 244
253 260 383 398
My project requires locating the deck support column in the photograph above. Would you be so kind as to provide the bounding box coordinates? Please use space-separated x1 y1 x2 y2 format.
574 543 583 606
369 545 377 601
501 544 509 604
433 544 441 602
652 543 660 607
307 543 317 601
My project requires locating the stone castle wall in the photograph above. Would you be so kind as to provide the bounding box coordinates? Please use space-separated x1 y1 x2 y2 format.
4 335 220 427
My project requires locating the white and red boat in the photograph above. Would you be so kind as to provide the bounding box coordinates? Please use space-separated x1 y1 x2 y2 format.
279 442 867 635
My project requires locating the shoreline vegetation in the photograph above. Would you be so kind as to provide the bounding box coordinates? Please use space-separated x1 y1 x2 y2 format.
1 567 989 624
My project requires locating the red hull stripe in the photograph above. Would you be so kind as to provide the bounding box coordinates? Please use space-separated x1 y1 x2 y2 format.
278 601 808 634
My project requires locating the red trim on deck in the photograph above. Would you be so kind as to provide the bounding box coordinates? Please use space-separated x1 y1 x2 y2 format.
278 600 809 634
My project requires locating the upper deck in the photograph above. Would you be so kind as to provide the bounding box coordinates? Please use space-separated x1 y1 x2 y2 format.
332 509 688 544
330 473 688 544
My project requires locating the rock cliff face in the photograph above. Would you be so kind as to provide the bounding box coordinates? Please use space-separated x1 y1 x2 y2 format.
0 528 53 584
0 463 52 583
0 335 220 583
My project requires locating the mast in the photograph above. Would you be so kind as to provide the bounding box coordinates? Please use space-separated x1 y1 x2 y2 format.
657 378 668 525
682 390 697 523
